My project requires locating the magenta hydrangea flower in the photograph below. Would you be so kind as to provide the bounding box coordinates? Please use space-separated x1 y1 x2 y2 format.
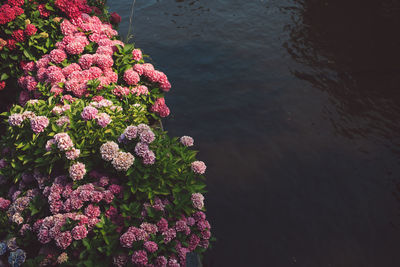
120 231 135 248
144 241 158 253
155 256 167 267
191 161 206 175
100 141 119 161
30 116 49 134
188 234 200 251
132 49 142 61
140 222 158 235
191 193 205 210
123 68 140 85
142 150 156 165
71 225 88 240
131 250 148 266
85 204 101 218
180 136 194 147
9 113 24 126
69 162 86 181
55 231 72 250
157 218 168 233
81 106 98 120
162 228 176 244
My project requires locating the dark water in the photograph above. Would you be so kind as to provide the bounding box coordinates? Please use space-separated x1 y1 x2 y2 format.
108 0 400 266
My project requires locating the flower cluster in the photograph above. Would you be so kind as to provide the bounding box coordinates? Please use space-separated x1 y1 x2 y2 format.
117 199 211 266
47 133 81 160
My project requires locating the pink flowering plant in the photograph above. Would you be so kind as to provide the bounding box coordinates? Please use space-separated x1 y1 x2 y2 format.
22 13 172 121
0 96 212 266
0 0 116 108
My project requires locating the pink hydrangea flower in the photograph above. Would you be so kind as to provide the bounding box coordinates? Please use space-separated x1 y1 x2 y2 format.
131 250 148 266
112 85 130 98
60 19 78 36
142 150 156 165
100 141 119 161
46 139 56 151
191 193 205 210
79 54 94 69
131 85 149 96
123 125 138 140
162 228 176 244
120 231 135 248
81 106 98 120
111 152 134 171
94 54 113 69
191 161 206 174
55 231 72 250
62 63 82 77
97 46 114 55
30 116 49 133
144 241 158 253
66 41 86 55
188 234 200 251
95 113 112 128
123 68 140 86
65 148 80 160
180 136 194 147
52 106 64 115
155 256 167 267
9 113 24 126
69 162 86 181
50 85 64 96
85 204 100 218
56 116 70 127
140 130 155 144
88 66 103 79
132 49 142 61
0 197 11 210
104 69 118 83
50 49 67 64
134 142 149 157
47 70 66 85
54 133 74 151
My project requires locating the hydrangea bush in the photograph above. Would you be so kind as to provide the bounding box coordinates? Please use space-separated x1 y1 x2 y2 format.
0 97 211 266
0 1 212 266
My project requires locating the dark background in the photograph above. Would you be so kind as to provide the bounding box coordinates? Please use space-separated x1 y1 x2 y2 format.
108 0 400 266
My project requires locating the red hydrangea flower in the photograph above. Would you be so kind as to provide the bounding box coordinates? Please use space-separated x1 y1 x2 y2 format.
0 81 5 91
110 12 121 24
25 24 37 36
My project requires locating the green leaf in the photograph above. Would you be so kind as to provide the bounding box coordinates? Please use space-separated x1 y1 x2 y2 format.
0 73 9 81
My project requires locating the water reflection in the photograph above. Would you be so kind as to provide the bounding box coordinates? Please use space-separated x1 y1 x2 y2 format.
284 0 400 147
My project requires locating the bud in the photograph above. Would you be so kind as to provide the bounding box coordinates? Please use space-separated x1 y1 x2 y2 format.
39 32 48 38
53 17 62 23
